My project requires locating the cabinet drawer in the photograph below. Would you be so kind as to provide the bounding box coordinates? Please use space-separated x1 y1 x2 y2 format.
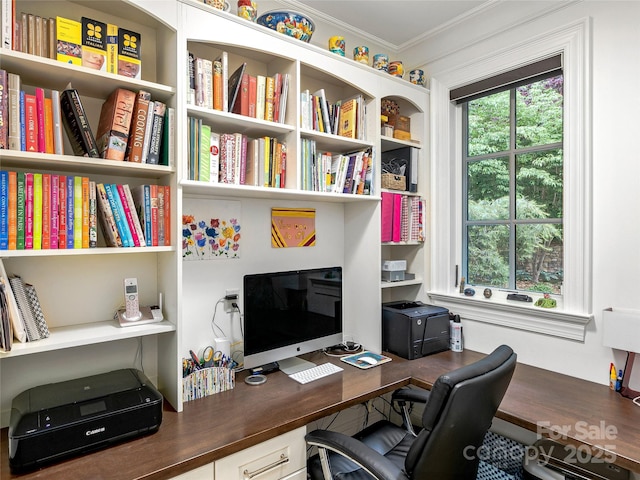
170 463 214 479
214 427 306 480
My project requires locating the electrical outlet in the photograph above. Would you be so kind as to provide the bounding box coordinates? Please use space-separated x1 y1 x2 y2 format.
224 288 239 313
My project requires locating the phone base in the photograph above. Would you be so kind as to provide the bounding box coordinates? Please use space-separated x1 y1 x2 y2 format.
117 306 163 327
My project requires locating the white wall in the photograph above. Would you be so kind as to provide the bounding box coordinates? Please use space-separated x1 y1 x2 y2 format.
402 1 640 385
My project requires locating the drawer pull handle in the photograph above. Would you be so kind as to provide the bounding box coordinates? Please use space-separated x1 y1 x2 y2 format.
243 454 289 479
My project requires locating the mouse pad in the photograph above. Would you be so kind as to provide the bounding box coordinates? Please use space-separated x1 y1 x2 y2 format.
340 351 392 369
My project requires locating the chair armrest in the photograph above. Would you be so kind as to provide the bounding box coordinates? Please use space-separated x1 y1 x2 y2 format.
305 429 409 480
392 387 430 405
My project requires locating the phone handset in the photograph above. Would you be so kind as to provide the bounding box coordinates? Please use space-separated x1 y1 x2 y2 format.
123 277 142 321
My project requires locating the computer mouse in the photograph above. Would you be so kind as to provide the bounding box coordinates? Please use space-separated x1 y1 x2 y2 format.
358 356 378 366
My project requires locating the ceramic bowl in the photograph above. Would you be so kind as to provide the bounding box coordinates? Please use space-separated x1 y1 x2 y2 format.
256 11 315 43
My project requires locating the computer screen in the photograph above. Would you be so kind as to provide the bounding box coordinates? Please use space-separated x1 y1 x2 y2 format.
243 266 343 371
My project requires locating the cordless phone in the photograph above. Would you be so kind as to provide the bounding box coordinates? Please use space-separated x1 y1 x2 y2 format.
123 278 142 321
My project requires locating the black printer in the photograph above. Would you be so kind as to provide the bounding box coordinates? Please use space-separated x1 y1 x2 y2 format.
382 301 450 359
9 368 163 472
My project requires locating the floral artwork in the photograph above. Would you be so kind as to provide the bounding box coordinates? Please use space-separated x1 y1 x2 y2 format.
182 199 241 260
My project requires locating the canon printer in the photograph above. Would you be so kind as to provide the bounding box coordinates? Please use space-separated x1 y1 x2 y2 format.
9 368 163 472
382 301 450 359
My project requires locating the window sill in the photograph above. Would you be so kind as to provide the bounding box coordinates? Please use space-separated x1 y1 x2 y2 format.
427 291 592 341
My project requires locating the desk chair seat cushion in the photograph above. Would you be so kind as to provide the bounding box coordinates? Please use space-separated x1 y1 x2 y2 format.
308 420 413 480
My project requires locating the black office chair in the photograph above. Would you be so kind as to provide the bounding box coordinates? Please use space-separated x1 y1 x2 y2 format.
305 344 517 480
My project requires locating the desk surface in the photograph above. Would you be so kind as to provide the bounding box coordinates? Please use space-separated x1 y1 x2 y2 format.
2 349 639 479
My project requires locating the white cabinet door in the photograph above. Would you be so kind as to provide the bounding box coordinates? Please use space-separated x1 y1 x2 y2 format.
214 427 306 480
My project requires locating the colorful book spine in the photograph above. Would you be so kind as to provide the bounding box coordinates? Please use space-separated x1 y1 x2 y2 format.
8 73 21 150
24 172 34 249
81 177 89 248
95 87 136 161
8 171 17 249
146 101 166 165
89 180 97 248
24 93 38 152
16 172 25 249
132 184 152 246
125 90 151 162
95 183 122 247
44 97 54 154
73 176 82 248
50 174 59 249
149 184 158 247
41 173 50 249
0 170 7 249
81 17 107 71
157 185 165 246
51 90 64 155
122 184 146 247
58 175 67 248
19 90 26 151
104 183 131 247
55 16 82 66
162 185 170 246
66 175 74 249
0 69 8 149
106 24 118 75
116 184 141 247
35 87 46 153
199 123 211 182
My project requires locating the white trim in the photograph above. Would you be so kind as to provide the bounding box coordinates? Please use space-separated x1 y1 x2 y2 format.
429 18 592 340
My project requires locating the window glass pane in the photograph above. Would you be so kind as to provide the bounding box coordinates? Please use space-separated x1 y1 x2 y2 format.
467 157 510 220
467 90 510 156
515 224 563 294
467 225 509 288
516 149 563 219
516 75 563 148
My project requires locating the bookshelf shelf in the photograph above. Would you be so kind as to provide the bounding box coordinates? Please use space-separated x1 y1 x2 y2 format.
0 48 175 102
180 179 379 203
381 278 424 289
300 128 375 152
0 150 174 178
0 320 176 358
187 105 295 137
0 246 173 258
381 135 422 151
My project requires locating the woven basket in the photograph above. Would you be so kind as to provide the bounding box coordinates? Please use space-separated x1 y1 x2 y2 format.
382 173 406 190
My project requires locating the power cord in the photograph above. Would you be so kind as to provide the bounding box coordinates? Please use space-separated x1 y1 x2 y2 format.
211 297 228 338
633 396 640 407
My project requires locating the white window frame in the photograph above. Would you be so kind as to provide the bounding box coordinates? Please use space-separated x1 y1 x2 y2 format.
428 18 593 341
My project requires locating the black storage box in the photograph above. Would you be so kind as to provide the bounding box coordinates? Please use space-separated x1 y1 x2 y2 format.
382 301 450 359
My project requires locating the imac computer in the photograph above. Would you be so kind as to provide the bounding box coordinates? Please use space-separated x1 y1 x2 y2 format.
243 266 343 374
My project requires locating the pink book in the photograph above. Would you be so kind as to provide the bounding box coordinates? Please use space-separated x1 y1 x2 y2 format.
35 87 46 153
116 184 141 247
391 193 402 243
380 192 393 243
24 172 34 249
50 174 59 249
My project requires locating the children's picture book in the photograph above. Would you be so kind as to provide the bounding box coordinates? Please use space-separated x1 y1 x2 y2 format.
340 351 391 369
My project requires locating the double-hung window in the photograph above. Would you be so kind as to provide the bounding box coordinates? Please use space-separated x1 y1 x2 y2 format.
428 21 592 340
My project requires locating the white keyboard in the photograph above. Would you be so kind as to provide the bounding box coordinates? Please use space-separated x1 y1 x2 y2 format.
288 362 344 384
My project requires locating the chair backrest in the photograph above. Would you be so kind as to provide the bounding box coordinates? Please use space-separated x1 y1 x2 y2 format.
405 344 517 479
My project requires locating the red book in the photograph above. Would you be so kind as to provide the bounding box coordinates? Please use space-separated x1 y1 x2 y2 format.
35 87 46 153
42 173 51 249
24 93 38 152
8 171 17 249
58 174 67 248
24 172 34 248
248 74 257 118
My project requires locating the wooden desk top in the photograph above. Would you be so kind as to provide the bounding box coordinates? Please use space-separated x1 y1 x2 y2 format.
2 349 639 479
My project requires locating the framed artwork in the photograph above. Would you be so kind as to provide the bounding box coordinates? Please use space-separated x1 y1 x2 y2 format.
271 207 315 248
182 198 241 260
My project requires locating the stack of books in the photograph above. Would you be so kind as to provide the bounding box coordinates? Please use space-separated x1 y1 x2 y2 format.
0 259 50 351
300 90 366 140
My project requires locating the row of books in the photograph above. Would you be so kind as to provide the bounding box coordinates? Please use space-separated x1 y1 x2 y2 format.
1 5 142 79
188 51 290 124
187 117 287 188
300 90 366 140
0 72 173 166
381 192 426 243
300 139 374 195
0 170 169 250
0 258 50 351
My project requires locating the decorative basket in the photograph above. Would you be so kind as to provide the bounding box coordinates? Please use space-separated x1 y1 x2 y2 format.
382 173 406 191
